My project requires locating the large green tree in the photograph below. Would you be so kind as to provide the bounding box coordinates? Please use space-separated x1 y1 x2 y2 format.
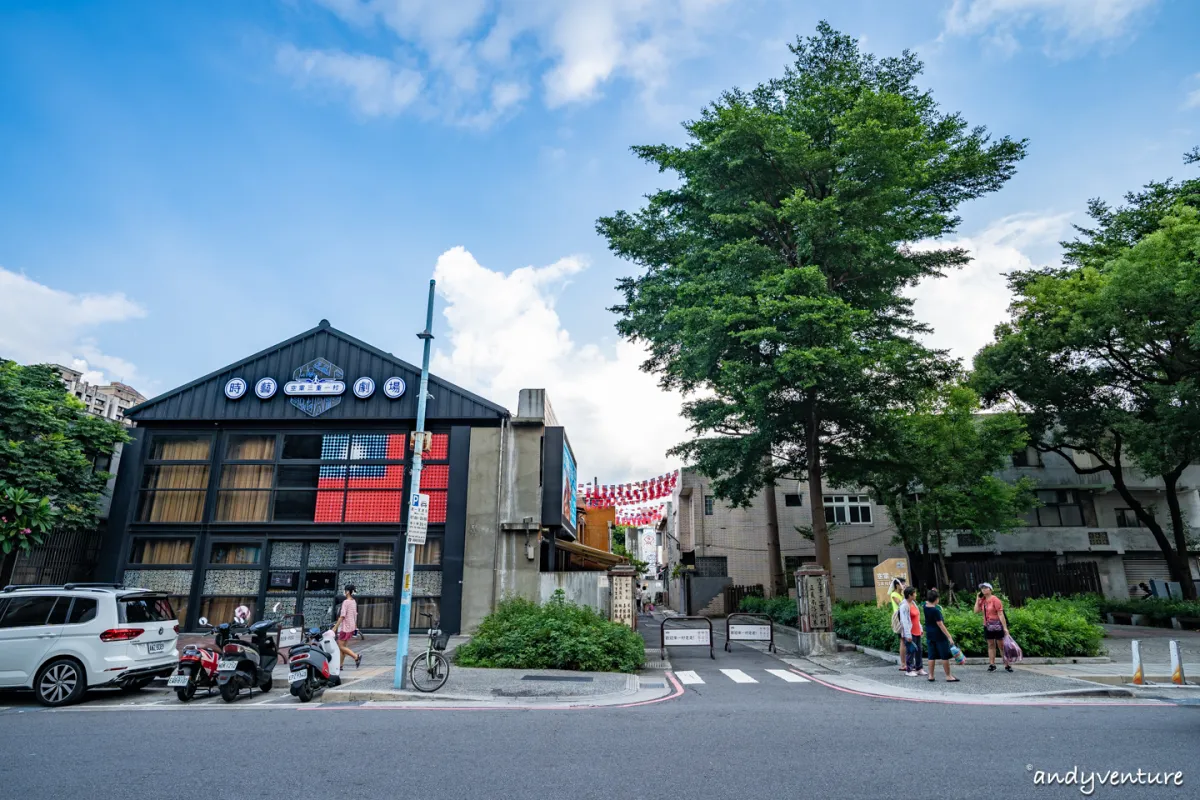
974 154 1200 598
597 23 1025 586
856 385 1036 602
0 361 129 576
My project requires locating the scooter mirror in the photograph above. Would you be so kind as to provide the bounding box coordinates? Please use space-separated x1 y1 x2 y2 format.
198 616 209 626
272 602 281 612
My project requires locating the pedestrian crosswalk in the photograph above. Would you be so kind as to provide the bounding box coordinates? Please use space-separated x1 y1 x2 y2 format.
673 669 810 686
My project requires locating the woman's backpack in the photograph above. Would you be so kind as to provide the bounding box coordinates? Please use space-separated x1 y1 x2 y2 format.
891 604 903 634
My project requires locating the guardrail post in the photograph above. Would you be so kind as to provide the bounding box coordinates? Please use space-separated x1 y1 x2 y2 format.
1131 639 1144 685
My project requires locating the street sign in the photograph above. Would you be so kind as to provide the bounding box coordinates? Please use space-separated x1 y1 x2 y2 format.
728 624 772 641
408 492 430 545
663 627 710 646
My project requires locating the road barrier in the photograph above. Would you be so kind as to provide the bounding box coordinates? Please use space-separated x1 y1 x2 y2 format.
660 616 714 660
1170 640 1186 685
724 612 776 653
1131 639 1144 685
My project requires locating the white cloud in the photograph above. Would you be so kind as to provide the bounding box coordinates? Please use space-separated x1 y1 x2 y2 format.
276 44 423 117
283 0 728 125
944 0 1158 53
908 212 1072 367
430 246 687 483
0 266 148 385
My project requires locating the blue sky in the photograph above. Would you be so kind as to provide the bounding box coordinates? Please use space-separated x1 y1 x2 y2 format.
1 0 1198 481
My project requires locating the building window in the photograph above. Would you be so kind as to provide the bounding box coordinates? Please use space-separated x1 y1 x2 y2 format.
784 494 802 507
824 495 872 525
1116 508 1149 528
1023 490 1084 527
210 543 262 565
343 543 395 566
784 555 815 588
129 538 194 565
206 431 452 525
703 496 714 516
137 434 213 523
847 555 877 588
956 533 983 547
414 537 443 566
1088 531 1110 546
1012 446 1042 467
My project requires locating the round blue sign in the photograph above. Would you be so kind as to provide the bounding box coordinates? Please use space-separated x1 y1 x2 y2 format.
353 377 375 399
383 376 406 399
255 377 278 399
225 377 248 400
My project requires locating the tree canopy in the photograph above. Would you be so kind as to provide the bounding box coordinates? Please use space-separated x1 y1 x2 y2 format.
974 153 1200 597
598 22 1025 576
0 361 129 560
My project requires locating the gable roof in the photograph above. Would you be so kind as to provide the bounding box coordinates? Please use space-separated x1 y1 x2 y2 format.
126 320 510 423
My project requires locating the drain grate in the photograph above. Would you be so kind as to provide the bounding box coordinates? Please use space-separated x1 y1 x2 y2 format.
640 681 665 688
642 660 670 669
520 675 594 682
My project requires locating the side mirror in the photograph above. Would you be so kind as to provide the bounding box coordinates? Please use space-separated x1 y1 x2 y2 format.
272 602 281 612
198 616 209 626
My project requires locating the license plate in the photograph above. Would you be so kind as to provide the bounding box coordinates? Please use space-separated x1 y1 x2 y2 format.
217 660 239 671
288 669 308 684
280 628 302 647
147 641 165 654
166 674 190 687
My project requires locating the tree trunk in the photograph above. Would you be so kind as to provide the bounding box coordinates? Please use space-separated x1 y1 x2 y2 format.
934 523 955 605
805 399 833 600
1163 471 1198 600
1110 470 1193 591
763 475 786 597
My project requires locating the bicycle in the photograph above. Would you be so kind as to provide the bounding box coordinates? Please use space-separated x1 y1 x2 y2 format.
409 612 450 692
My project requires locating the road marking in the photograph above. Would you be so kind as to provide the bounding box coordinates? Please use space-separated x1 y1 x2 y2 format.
675 671 704 685
720 669 757 684
766 669 809 683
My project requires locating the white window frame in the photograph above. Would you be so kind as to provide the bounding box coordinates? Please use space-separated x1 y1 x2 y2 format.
823 495 872 525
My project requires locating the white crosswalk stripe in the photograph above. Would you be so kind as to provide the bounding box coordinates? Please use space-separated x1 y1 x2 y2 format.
674 669 813 686
766 669 809 683
675 670 705 684
719 669 757 683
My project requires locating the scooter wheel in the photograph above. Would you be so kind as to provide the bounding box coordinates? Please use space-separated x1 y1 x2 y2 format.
176 680 197 702
297 679 314 703
220 683 239 702
259 676 272 693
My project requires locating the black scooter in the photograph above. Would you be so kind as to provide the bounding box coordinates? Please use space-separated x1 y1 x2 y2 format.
216 617 280 702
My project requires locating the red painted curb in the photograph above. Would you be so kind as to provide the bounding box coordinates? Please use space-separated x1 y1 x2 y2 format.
787 668 1172 708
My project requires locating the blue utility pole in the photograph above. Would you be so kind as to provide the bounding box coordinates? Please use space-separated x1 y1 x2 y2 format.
395 279 436 689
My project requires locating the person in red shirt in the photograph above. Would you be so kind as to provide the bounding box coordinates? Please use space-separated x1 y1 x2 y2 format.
974 582 1012 672
898 586 927 676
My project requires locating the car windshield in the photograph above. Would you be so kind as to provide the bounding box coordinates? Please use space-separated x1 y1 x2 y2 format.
119 595 175 623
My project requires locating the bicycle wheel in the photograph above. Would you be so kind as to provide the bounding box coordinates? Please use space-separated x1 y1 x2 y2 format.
409 651 449 693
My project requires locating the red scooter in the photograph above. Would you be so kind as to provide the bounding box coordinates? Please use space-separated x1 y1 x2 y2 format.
167 615 228 702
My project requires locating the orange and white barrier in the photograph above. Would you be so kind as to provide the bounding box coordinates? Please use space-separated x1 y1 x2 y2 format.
1170 640 1186 685
1131 639 1144 685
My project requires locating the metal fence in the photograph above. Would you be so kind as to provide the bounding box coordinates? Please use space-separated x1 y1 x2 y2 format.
9 529 103 585
722 583 765 615
931 559 1102 606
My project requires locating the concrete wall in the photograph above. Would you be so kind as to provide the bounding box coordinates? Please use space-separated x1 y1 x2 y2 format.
539 572 610 617
461 426 503 633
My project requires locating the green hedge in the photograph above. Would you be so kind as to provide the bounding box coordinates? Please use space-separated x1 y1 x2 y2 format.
454 592 645 673
738 595 798 627
1099 597 1200 626
832 597 1105 658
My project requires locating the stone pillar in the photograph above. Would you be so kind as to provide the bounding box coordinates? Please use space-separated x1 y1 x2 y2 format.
795 564 837 656
609 565 637 630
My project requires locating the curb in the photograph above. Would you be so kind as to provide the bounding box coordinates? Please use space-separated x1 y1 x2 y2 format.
320 673 667 708
853 642 1112 666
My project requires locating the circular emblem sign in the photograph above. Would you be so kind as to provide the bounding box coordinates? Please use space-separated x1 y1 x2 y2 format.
383 376 407 399
255 377 278 399
353 377 375 399
224 377 248 400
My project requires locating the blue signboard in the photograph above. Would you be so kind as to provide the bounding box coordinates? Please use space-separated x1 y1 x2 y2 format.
561 441 577 525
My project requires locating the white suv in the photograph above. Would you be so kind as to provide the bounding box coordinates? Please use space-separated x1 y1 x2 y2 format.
0 584 179 706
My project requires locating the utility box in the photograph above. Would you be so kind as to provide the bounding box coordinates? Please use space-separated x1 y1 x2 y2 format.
874 558 909 607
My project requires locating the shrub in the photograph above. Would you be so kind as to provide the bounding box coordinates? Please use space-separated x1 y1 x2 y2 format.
738 595 798 627
1099 597 1200 626
832 597 1105 658
454 592 645 673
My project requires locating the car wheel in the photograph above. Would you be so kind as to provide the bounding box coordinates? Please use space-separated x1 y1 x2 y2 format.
35 659 87 707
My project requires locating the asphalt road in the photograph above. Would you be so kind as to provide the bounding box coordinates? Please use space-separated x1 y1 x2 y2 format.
3 635 1198 800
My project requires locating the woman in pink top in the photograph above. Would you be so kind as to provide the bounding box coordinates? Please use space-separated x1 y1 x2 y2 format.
974 582 1011 672
335 584 362 669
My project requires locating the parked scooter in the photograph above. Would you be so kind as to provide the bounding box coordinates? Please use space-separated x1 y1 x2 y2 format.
287 625 342 702
167 616 231 701
216 605 281 702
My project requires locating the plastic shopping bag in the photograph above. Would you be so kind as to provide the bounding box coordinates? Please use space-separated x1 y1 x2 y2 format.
1002 634 1023 664
949 644 967 666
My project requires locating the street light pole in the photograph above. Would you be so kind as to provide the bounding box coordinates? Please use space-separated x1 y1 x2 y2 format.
395 279 436 690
